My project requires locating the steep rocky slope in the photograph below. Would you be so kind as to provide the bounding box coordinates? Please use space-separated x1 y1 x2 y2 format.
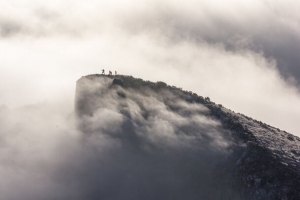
75 74 300 200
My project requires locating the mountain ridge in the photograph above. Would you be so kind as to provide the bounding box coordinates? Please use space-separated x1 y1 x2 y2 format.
75 74 300 200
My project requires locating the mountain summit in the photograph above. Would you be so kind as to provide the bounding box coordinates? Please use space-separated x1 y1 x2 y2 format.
75 74 300 200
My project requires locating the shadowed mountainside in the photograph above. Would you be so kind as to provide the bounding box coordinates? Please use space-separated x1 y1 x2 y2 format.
75 74 300 200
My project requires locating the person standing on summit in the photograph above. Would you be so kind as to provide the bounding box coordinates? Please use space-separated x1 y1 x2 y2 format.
102 69 105 74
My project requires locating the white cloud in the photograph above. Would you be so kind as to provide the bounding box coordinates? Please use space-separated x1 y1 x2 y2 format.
0 0 300 136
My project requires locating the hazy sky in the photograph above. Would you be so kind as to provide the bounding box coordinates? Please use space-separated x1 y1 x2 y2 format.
1 0 300 135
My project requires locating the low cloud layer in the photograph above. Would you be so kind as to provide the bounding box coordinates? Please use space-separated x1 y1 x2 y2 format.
0 77 242 199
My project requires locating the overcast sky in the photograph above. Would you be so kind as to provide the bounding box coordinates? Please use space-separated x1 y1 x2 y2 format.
1 0 300 135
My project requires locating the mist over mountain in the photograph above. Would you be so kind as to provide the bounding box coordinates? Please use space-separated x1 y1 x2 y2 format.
0 74 299 200
74 74 300 199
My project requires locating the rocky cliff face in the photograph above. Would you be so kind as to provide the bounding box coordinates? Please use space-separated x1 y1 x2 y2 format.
75 74 300 200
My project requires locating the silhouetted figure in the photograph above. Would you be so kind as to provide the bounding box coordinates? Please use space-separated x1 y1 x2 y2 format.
115 71 117 75
109 71 112 75
102 69 105 74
